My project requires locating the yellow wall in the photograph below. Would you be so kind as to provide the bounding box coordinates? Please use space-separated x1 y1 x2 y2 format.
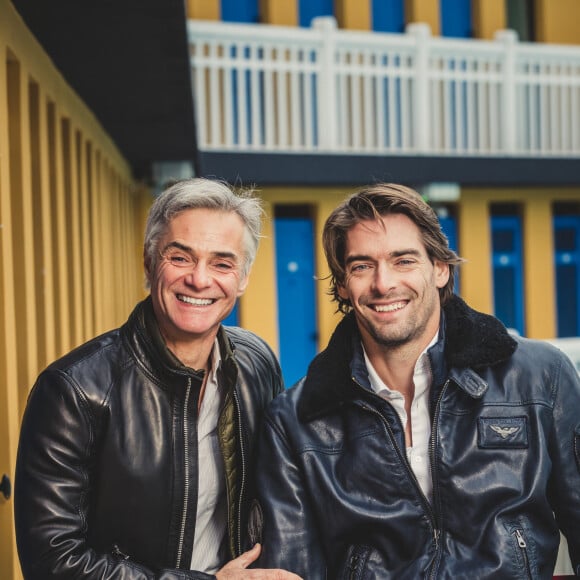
406 0 440 35
186 0 220 20
535 0 580 44
336 0 371 30
0 2 149 578
472 0 506 40
261 0 298 26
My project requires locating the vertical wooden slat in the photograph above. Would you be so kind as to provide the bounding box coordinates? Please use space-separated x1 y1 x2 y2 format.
48 103 71 355
7 55 39 414
90 149 105 334
0 44 22 580
61 118 83 347
79 134 94 340
30 82 56 367
28 85 51 366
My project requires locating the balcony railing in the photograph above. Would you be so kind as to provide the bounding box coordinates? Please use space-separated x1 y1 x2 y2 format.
188 17 580 157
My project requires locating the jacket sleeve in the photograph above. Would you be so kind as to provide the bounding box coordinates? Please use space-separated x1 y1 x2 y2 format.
14 369 214 580
252 402 327 578
548 351 580 575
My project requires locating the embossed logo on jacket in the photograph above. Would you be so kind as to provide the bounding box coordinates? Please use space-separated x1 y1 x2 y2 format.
478 416 528 448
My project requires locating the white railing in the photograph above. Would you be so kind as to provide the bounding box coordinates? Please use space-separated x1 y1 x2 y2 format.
187 17 580 156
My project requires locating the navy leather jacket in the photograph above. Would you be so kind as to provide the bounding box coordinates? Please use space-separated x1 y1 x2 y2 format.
253 296 580 579
15 297 284 579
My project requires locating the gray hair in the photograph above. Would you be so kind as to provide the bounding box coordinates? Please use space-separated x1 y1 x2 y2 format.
144 178 263 278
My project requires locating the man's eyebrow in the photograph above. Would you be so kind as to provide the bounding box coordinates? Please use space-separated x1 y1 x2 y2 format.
162 241 191 253
162 242 239 261
345 249 422 264
390 249 422 258
213 251 239 261
345 254 372 265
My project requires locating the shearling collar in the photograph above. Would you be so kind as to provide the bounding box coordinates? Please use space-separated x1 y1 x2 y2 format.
296 295 517 422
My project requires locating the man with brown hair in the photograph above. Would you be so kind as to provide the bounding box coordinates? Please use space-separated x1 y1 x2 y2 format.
252 183 580 578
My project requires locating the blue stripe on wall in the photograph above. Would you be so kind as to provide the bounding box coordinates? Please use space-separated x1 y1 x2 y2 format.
372 0 405 33
222 0 259 23
299 0 334 27
440 0 472 38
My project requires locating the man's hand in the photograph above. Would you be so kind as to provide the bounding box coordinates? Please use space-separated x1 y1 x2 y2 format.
215 543 302 579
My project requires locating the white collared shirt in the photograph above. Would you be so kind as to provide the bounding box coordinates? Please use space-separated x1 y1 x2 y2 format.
190 339 228 573
363 333 438 501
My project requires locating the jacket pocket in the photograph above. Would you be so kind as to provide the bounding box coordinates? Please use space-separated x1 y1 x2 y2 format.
504 521 537 579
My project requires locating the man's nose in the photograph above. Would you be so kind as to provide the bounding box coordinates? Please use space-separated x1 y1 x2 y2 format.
373 262 396 294
184 262 211 288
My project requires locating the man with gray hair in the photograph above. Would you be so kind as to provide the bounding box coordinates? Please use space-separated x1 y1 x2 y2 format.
15 178 300 579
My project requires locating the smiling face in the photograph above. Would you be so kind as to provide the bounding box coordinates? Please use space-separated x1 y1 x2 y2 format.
146 208 249 362
338 213 449 356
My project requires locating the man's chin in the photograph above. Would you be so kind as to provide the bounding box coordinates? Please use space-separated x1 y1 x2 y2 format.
368 325 413 348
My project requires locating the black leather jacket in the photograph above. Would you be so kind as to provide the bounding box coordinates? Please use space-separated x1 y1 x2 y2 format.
253 296 580 579
15 298 284 579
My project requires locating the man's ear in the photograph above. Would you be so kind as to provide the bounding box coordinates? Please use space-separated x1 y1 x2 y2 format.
237 274 250 297
144 251 152 281
337 283 349 300
434 261 450 289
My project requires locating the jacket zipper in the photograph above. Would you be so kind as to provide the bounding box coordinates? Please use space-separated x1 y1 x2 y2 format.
426 379 449 580
233 389 246 556
353 377 446 579
514 529 533 579
112 544 130 560
175 377 192 568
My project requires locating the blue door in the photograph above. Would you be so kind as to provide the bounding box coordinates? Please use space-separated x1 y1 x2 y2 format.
372 0 405 33
492 215 525 335
221 0 259 22
275 213 318 387
440 0 472 38
222 302 239 327
299 0 333 27
554 215 580 337
439 214 460 293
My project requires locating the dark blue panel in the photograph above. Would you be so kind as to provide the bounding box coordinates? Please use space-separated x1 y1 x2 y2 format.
493 268 517 330
222 301 239 326
554 216 580 337
372 0 405 33
439 214 460 293
439 215 458 252
299 0 334 27
492 215 524 335
221 0 259 23
556 265 578 337
275 217 318 387
440 0 472 38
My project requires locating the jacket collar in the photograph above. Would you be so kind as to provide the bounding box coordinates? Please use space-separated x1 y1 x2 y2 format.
121 296 236 386
297 294 517 422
